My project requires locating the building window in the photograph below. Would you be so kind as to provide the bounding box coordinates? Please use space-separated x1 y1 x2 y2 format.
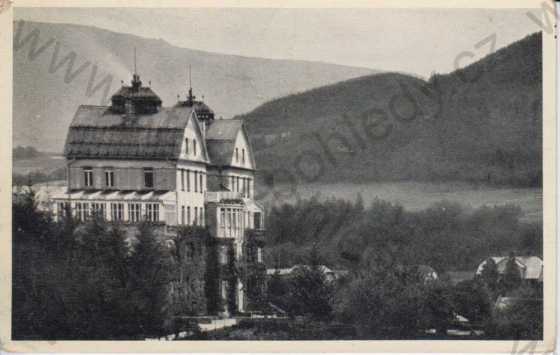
91 202 105 219
185 138 189 154
75 202 89 221
128 203 141 222
181 206 185 225
220 208 225 231
194 171 198 192
227 209 232 236
242 149 245 164
75 202 82 221
83 168 93 187
221 281 228 299
144 168 154 189
219 245 228 265
237 177 241 193
57 202 70 218
254 212 262 229
105 169 115 188
125 99 134 115
186 170 190 192
111 203 124 221
199 173 203 194
194 207 198 225
232 209 237 236
239 209 243 232
200 207 204 226
193 139 197 156
247 179 251 198
146 203 159 222
181 169 185 191
235 148 239 162
187 206 191 225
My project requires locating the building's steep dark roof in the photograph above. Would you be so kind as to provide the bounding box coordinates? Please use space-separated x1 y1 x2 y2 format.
205 119 244 166
206 140 234 166
70 105 193 129
206 119 243 140
64 105 195 160
64 102 249 165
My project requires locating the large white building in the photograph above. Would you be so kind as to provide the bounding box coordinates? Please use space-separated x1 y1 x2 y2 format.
49 70 266 315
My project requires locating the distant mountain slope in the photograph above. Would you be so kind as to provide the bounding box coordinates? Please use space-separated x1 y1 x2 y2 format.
13 21 376 152
240 32 542 187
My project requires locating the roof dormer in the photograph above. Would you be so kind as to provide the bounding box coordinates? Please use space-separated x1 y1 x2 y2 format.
177 65 215 125
110 48 162 115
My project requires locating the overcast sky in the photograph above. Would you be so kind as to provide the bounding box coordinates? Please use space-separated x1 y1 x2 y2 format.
15 7 542 77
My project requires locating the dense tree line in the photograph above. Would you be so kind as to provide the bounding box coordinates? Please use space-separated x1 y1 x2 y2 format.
263 196 542 339
13 146 43 159
12 190 174 339
265 195 542 272
12 188 542 340
266 247 541 339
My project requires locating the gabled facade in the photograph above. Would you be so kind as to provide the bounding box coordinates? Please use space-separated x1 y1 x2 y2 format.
49 71 266 316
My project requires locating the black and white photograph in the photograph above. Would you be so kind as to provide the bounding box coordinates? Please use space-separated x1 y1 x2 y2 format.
1 0 556 351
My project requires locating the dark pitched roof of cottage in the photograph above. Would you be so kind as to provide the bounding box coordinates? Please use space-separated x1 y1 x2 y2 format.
205 119 244 166
64 105 195 160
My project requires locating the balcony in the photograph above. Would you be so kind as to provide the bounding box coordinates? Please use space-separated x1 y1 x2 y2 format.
205 191 243 203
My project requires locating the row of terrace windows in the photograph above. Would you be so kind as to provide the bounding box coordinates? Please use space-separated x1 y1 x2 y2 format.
180 169 205 193
219 207 251 238
59 201 160 223
180 205 205 226
83 167 155 189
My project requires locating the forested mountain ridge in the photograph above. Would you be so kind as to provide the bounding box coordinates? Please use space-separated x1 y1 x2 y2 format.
241 32 542 187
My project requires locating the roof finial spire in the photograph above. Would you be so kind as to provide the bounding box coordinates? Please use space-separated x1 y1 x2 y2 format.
187 63 195 105
134 47 137 74
131 47 142 90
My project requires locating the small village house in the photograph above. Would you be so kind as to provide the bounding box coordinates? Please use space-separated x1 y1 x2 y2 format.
476 256 543 284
